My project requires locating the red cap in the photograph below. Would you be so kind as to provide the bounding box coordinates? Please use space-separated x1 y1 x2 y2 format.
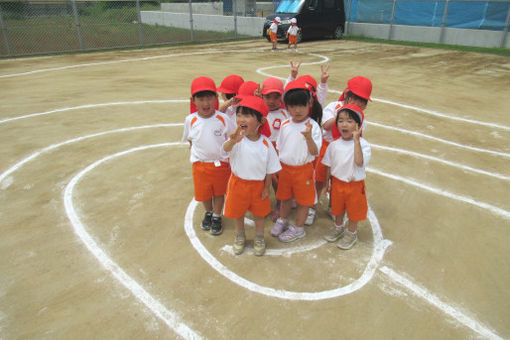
331 104 365 139
261 77 284 95
217 74 244 94
191 76 216 96
235 81 260 99
297 75 318 93
237 96 271 137
282 79 309 101
339 76 372 101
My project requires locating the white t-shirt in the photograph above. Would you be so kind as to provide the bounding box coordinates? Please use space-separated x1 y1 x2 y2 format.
276 117 322 166
182 111 235 163
222 135 282 181
321 137 371 182
267 108 289 143
270 22 278 33
287 25 299 36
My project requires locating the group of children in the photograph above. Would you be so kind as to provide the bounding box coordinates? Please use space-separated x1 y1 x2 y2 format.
182 62 373 256
268 16 301 51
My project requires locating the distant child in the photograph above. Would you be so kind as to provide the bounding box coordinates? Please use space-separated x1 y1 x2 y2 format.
322 104 371 250
269 17 281 50
286 18 301 50
223 96 281 256
182 76 236 235
261 77 287 221
217 74 245 120
271 80 322 242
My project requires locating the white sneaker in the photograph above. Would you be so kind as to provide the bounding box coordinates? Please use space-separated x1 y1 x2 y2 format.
324 225 345 242
304 208 316 226
337 230 357 250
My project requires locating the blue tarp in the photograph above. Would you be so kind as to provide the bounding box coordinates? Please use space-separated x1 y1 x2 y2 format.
346 0 510 31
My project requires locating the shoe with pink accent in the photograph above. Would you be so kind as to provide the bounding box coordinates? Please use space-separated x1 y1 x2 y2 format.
278 224 306 243
271 218 288 237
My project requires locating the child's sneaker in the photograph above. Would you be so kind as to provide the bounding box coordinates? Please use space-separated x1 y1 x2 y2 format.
278 225 305 243
304 207 316 226
337 230 357 250
201 212 212 231
233 234 245 255
271 218 288 237
210 216 223 235
324 225 345 242
253 237 266 256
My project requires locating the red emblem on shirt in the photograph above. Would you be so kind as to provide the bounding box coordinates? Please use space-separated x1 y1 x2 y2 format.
273 119 281 130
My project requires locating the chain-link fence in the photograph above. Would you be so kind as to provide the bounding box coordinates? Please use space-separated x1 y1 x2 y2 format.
0 0 270 57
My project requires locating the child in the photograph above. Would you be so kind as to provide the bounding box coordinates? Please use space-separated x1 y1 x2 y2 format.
261 77 288 221
322 104 371 250
286 18 301 51
222 96 281 256
271 80 322 242
182 76 236 235
269 17 281 51
217 74 244 119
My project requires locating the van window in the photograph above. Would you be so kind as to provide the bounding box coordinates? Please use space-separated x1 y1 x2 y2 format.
308 0 319 10
276 0 305 13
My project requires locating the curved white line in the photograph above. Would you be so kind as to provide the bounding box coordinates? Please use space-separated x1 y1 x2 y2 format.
367 167 510 220
256 53 329 78
369 121 510 158
64 143 201 339
379 266 503 340
0 100 188 125
372 144 510 181
185 198 392 300
0 124 185 184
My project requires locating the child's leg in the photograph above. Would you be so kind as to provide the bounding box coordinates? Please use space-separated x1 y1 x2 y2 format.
346 219 358 233
279 198 291 219
200 199 213 230
295 204 309 227
211 195 225 235
202 199 213 212
233 216 245 255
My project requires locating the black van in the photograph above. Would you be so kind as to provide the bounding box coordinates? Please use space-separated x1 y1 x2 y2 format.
263 0 345 42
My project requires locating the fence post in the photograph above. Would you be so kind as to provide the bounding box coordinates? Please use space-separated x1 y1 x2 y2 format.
135 0 144 45
501 4 510 48
388 0 397 40
233 0 238 39
0 4 12 57
346 0 353 35
188 0 194 41
439 0 450 44
70 0 83 50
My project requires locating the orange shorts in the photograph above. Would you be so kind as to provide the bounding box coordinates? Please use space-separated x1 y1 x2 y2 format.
314 139 330 183
192 161 231 202
270 32 277 42
330 177 367 222
288 35 297 44
276 162 316 207
224 174 271 219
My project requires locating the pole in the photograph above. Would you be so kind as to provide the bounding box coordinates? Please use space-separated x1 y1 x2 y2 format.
188 0 194 41
388 0 397 40
70 0 83 50
233 0 238 39
136 0 144 45
439 0 450 44
501 4 510 48
0 4 12 56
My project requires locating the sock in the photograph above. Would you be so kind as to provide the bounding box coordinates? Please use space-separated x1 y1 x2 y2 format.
295 226 305 233
255 231 264 240
212 213 221 218
277 217 288 223
334 223 344 230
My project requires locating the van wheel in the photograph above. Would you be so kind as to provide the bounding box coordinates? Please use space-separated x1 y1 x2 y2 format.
333 25 343 39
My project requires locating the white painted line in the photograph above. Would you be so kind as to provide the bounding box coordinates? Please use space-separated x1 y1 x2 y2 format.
379 266 503 340
256 53 330 78
0 100 188 125
369 121 510 158
64 143 201 339
367 167 510 220
185 198 392 300
0 124 185 185
371 144 510 181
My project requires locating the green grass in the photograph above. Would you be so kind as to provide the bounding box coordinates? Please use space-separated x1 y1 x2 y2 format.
344 35 510 57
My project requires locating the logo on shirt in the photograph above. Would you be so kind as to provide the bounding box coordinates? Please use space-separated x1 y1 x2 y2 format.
214 129 222 136
272 119 281 130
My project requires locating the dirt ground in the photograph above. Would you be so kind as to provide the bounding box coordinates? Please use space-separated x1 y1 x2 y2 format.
1 39 509 339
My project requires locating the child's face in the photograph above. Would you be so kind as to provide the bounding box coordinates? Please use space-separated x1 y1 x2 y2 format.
193 93 217 118
287 102 311 123
345 96 367 111
336 110 359 140
262 92 282 111
236 108 262 140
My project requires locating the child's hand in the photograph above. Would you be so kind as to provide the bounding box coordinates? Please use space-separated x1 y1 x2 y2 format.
301 121 312 139
254 84 262 97
353 124 362 141
229 126 245 143
320 64 330 84
290 59 301 79
261 186 270 200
